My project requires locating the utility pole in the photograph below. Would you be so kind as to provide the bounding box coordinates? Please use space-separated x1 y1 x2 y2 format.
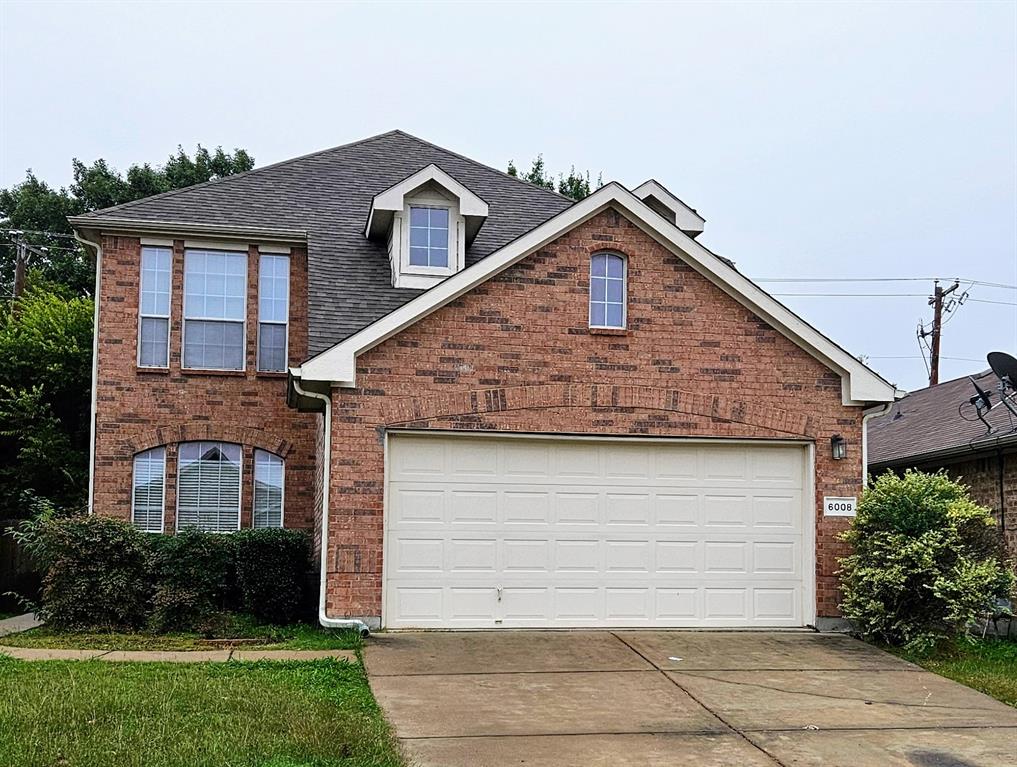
919 279 960 386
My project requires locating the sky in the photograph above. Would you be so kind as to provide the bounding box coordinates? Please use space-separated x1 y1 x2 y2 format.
2 0 1015 393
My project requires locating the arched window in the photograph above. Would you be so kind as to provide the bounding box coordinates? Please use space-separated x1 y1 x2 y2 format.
589 253 626 329
132 447 166 532
253 450 285 528
177 442 242 532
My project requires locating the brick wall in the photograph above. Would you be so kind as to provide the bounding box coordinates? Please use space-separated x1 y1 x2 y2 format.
325 209 865 622
92 235 317 531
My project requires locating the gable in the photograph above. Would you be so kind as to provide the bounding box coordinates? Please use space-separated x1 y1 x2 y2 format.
295 183 897 407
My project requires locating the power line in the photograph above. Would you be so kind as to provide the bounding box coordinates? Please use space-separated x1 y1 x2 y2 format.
0 226 79 241
868 355 986 362
756 276 1017 290
772 292 929 297
967 298 1017 307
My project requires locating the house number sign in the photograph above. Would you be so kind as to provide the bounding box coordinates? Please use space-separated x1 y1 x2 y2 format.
823 496 857 517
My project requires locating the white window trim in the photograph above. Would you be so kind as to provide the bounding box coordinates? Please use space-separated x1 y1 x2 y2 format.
175 441 243 534
137 245 172 369
131 447 166 533
405 204 454 273
589 252 627 330
181 248 248 373
257 253 290 373
253 449 286 529
395 194 464 285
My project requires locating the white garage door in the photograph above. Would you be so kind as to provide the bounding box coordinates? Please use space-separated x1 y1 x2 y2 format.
384 434 810 629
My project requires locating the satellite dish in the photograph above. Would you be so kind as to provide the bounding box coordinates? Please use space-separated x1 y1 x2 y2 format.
987 352 1017 390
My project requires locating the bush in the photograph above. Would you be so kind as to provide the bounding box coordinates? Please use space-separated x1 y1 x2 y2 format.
148 528 236 633
19 515 314 633
15 513 150 630
234 529 311 624
840 470 1015 650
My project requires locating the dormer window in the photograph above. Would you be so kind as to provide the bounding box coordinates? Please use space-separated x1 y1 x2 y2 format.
409 206 450 268
366 164 488 289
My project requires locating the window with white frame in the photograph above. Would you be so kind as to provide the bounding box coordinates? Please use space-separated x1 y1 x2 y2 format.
589 252 626 329
176 442 242 532
257 254 289 372
408 206 450 268
253 450 284 528
139 246 171 367
132 447 166 532
183 249 247 370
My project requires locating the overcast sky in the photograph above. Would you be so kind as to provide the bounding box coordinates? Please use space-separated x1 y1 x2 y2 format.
2 0 1015 392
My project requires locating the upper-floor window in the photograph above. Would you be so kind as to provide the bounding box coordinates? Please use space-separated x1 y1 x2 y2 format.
253 450 284 528
139 246 171 368
132 447 166 532
183 249 247 370
177 441 242 532
408 206 450 268
257 254 289 372
589 252 626 329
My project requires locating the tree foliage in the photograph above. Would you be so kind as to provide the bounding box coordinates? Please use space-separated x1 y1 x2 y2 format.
839 470 1014 651
507 155 603 201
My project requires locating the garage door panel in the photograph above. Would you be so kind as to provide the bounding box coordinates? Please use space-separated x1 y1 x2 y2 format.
385 436 808 629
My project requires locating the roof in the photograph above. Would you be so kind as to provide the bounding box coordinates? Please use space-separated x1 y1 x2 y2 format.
296 181 898 407
70 130 573 355
867 368 1017 467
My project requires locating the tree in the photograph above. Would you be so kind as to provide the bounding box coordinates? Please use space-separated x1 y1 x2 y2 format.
1 145 254 296
507 156 603 201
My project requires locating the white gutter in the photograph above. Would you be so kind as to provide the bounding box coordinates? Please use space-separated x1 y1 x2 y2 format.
861 402 894 487
290 376 370 637
74 230 102 515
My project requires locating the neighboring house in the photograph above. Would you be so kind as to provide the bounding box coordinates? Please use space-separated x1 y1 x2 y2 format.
867 370 1017 559
69 130 897 632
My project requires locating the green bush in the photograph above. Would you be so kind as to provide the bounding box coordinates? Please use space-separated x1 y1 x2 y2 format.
840 470 1015 650
148 528 236 633
19 515 314 633
15 513 150 630
234 529 311 624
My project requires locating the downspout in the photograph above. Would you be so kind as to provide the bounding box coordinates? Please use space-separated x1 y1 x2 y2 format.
290 376 370 637
861 402 893 487
74 230 102 515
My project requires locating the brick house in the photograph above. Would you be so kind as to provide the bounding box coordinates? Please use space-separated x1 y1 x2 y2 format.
70 130 897 632
867 369 1016 559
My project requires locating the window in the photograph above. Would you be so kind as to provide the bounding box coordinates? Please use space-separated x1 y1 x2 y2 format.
132 448 166 532
183 249 247 370
257 254 289 372
408 206 449 268
176 442 242 532
139 246 171 367
253 450 284 528
589 253 626 329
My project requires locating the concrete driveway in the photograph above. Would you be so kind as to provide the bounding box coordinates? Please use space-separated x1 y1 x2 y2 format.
364 630 1017 767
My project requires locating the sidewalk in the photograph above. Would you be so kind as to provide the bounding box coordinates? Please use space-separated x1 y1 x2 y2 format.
0 613 43 638
0 644 357 662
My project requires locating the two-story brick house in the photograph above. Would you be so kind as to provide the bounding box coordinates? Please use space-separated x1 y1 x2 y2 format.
70 130 898 632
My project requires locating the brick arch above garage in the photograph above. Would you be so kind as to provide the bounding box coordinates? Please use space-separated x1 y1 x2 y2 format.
377 383 816 439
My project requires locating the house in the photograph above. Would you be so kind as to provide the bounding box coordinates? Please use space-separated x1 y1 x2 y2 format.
69 130 898 632
867 369 1016 559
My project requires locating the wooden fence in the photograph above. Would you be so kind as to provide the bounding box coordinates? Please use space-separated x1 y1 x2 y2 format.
0 519 38 612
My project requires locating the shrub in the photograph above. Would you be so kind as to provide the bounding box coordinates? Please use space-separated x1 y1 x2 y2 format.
148 528 235 633
15 513 151 630
840 470 1015 651
233 529 311 624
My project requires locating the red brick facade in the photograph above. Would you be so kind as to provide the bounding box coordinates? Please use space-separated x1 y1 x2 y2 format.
324 209 866 622
92 235 317 531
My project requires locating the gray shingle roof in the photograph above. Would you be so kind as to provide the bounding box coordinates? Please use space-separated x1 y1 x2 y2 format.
867 368 1017 467
73 130 573 356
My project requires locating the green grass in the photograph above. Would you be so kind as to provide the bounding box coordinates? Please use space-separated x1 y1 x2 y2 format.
0 656 403 767
890 636 1017 708
0 614 363 652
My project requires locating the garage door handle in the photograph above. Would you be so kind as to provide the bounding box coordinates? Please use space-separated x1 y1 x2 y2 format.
497 587 502 602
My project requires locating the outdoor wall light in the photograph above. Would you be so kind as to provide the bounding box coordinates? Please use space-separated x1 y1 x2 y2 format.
831 434 847 460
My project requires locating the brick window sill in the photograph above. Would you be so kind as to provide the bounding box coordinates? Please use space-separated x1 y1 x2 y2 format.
136 366 170 375
588 327 629 337
256 371 289 379
179 368 248 377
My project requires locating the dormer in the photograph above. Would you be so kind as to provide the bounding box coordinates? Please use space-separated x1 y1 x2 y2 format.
366 164 489 288
632 179 705 239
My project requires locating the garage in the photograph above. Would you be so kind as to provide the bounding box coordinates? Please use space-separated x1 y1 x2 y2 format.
383 433 813 629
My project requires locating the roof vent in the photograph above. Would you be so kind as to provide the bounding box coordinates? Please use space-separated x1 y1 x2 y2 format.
632 180 705 239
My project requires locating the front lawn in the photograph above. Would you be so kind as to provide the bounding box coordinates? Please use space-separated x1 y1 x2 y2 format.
0 656 403 767
890 637 1017 708
0 614 363 651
